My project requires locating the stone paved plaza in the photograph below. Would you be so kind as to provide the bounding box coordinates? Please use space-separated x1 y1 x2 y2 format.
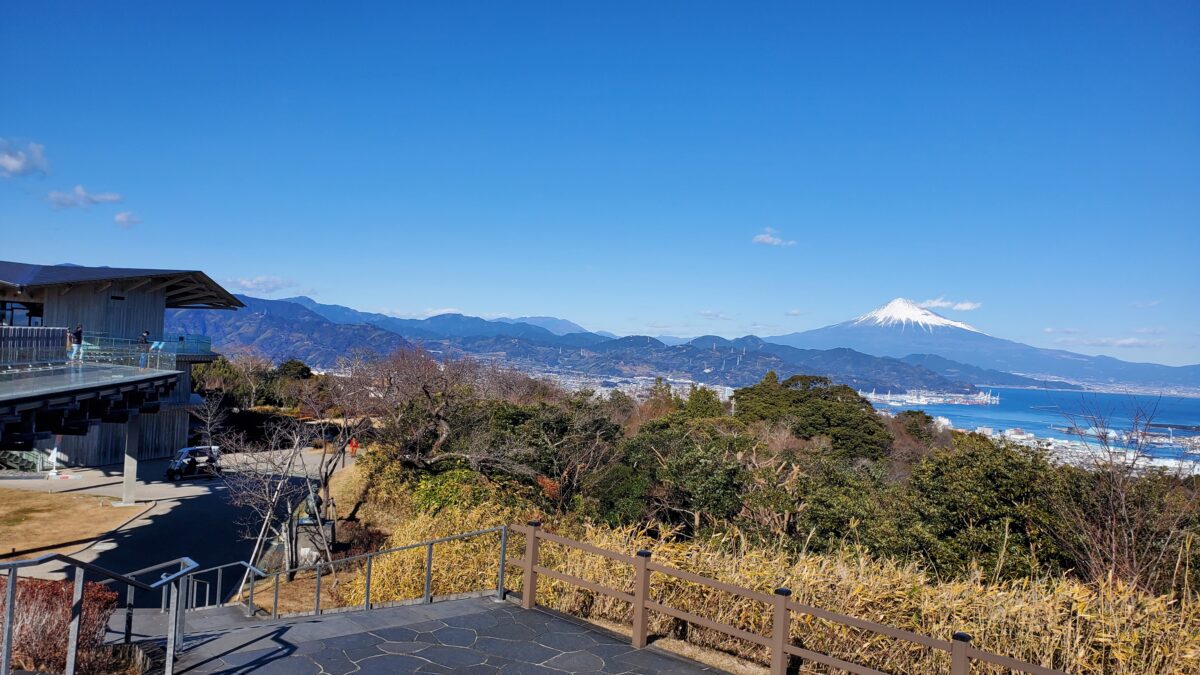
175 597 718 674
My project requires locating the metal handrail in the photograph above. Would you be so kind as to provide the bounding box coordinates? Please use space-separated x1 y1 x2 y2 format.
252 526 508 620
182 561 266 615
2 554 198 675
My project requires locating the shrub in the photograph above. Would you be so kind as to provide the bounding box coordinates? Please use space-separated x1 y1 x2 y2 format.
0 577 119 674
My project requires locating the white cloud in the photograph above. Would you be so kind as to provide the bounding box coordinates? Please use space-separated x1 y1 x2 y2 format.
227 275 297 294
1043 327 1079 335
1135 327 1167 335
919 297 981 311
751 227 796 247
47 184 122 208
698 310 730 321
1056 336 1163 348
784 309 803 317
1133 299 1162 309
0 139 49 177
114 211 141 228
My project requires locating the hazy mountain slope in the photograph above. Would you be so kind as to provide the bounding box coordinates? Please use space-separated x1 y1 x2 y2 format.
494 316 590 335
899 354 1083 390
166 296 411 367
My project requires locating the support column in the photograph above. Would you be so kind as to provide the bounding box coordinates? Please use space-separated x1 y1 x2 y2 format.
116 411 140 506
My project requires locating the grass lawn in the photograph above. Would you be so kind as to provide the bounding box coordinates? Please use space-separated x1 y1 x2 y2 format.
0 487 139 560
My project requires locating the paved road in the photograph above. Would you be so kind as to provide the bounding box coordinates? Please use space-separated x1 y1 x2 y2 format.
1 458 256 606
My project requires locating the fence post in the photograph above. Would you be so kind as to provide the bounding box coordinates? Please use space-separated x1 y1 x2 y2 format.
176 577 187 649
423 543 434 604
363 556 373 611
65 566 85 675
495 526 509 602
771 588 792 675
216 568 223 605
1 568 13 675
521 521 541 609
951 632 972 675
632 550 652 649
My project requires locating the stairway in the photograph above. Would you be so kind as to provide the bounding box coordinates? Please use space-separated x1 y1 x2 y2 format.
0 449 42 472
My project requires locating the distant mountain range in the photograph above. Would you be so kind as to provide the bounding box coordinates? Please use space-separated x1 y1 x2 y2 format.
767 298 1200 388
165 295 1198 393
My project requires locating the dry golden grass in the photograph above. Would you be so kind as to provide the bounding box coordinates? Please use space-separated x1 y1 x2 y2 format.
336 503 1200 674
0 487 139 560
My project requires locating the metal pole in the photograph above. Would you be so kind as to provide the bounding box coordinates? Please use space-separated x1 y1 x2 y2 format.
216 568 223 605
950 632 972 675
161 585 167 613
164 580 180 675
314 564 322 615
272 574 280 619
247 574 256 618
363 555 373 611
65 567 85 675
521 521 540 609
2 569 16 675
176 577 187 648
124 586 135 644
770 588 792 675
423 544 434 604
495 526 508 601
632 551 651 649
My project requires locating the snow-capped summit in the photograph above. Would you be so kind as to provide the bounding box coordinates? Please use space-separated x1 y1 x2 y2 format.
851 298 980 333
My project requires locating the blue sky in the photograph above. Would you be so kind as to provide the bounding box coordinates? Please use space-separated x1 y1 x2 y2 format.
2 2 1198 364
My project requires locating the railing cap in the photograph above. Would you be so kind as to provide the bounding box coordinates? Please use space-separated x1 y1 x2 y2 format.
527 520 542 527
774 587 792 597
952 631 973 642
636 549 652 558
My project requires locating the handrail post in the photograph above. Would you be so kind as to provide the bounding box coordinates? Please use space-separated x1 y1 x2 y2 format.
314 564 322 615
951 632 972 675
495 525 508 601
521 521 541 609
2 568 17 675
176 577 188 648
632 550 652 649
216 568 223 605
65 566 85 675
246 573 255 618
164 579 180 675
771 588 792 675
423 543 434 604
124 586 135 644
272 573 280 619
363 555 373 611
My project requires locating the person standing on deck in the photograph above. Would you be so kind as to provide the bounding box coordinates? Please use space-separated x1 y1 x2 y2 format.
69 324 84 361
138 330 151 367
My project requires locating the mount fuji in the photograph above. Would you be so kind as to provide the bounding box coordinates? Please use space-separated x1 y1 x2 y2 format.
767 299 1200 388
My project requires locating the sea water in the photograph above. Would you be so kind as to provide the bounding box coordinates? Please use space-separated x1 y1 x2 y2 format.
885 387 1200 457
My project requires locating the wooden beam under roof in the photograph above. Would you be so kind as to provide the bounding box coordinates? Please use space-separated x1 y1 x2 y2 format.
147 276 186 293
124 278 152 292
169 290 221 304
166 282 206 297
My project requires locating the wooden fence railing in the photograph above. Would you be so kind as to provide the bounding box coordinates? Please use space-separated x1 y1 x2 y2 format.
509 521 1067 675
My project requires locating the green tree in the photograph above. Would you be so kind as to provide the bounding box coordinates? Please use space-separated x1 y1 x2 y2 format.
906 434 1068 579
682 385 725 419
